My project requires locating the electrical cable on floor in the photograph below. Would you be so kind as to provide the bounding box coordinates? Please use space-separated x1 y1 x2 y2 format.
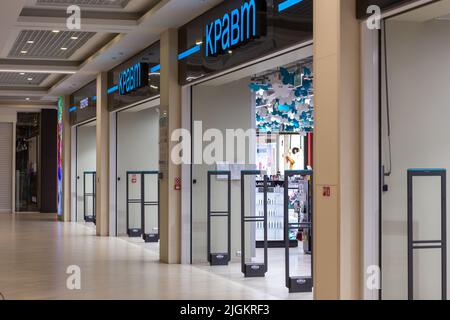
383 20 393 177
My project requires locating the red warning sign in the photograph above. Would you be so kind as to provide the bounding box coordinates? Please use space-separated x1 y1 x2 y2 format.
174 177 181 191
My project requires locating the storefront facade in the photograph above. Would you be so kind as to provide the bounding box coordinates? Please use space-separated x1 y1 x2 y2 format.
360 0 449 300
177 0 314 297
107 42 161 247
68 81 97 223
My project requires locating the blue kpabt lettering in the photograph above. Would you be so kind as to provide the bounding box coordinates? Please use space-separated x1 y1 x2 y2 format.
204 0 260 57
214 19 222 54
241 0 256 42
119 63 145 95
221 13 230 51
230 9 240 47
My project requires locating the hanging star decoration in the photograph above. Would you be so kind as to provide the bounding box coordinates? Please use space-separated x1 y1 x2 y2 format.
250 66 314 134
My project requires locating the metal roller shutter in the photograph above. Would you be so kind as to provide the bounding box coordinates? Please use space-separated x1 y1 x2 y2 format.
0 123 12 212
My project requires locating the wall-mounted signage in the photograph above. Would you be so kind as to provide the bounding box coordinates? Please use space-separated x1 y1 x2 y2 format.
108 41 160 112
178 0 313 85
69 80 97 126
119 62 149 95
205 0 266 57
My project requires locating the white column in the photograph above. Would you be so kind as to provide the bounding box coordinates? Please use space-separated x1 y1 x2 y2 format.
159 29 182 264
96 72 110 236
313 0 362 299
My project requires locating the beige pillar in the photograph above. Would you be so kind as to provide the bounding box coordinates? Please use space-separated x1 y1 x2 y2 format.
313 0 361 299
159 28 181 264
61 95 71 222
96 72 110 236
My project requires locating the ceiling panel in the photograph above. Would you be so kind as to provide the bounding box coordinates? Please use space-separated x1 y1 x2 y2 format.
36 0 130 8
9 30 95 60
0 72 50 86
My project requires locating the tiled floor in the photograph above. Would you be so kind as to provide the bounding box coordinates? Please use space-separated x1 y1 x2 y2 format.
0 213 312 300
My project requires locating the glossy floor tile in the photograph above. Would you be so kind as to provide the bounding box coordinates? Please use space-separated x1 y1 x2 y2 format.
0 213 312 300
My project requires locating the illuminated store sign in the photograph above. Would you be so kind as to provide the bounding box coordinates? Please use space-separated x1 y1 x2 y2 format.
205 0 266 57
119 63 149 95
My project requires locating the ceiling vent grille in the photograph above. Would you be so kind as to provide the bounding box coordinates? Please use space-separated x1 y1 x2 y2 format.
0 72 50 86
36 0 129 8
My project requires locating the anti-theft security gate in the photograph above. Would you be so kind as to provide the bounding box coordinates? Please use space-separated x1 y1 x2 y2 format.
126 171 160 242
241 170 268 278
284 170 313 293
407 169 447 300
83 171 96 223
207 170 231 266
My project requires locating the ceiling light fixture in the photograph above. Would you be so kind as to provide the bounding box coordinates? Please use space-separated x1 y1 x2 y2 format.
21 50 27 54
61 47 68 50
70 36 78 40
27 77 33 81
52 30 60 33
27 40 34 44
26 98 30 101
19 72 25 75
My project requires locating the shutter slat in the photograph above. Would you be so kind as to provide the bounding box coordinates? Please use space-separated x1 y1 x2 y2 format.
0 123 13 211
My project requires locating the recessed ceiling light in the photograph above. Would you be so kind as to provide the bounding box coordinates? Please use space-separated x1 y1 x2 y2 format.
27 40 34 44
21 50 27 54
27 77 33 81
70 36 78 40
61 47 68 50
19 72 25 75
25 98 30 101
52 30 60 33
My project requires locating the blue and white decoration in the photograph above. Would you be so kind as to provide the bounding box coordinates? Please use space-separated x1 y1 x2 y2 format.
251 66 314 134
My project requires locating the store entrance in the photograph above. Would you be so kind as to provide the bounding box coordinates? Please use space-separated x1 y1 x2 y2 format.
16 112 40 212
116 99 160 254
76 120 96 223
190 46 314 299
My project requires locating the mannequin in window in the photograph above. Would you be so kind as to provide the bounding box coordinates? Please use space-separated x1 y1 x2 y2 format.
285 147 301 170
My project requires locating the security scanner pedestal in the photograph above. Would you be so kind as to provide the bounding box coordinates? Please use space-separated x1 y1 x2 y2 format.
207 171 231 266
83 171 96 224
241 170 268 278
126 171 160 242
142 171 160 243
407 169 447 300
284 170 313 293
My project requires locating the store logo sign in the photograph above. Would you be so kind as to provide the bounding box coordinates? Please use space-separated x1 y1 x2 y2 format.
205 0 266 57
119 63 149 95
